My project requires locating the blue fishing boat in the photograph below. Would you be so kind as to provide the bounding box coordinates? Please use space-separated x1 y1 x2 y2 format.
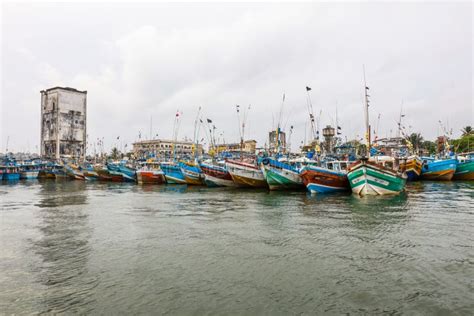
160 162 186 184
107 162 136 182
179 161 205 185
2 166 21 181
421 157 457 181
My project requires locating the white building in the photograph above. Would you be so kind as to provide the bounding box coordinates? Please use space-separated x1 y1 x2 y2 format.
40 87 87 160
132 139 203 158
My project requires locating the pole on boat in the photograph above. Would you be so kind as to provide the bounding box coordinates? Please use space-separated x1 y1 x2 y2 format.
363 65 371 158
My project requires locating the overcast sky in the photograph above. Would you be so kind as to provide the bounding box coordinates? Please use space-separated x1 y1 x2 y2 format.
1 1 472 153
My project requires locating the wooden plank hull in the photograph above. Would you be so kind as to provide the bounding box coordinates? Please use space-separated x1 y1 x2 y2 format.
226 160 268 188
300 166 349 193
200 162 235 187
348 160 406 196
421 159 457 181
136 171 166 184
453 160 474 180
20 171 39 179
261 165 304 190
399 156 422 181
230 173 268 188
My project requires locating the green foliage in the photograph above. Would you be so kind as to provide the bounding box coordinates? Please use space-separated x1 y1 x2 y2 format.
408 133 424 151
110 147 120 160
452 134 474 153
461 126 472 136
421 140 437 155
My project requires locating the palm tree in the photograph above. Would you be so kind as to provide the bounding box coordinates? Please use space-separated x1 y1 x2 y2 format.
408 132 424 152
110 147 120 160
461 126 472 136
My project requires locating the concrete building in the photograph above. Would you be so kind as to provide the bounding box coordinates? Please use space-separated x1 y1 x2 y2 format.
40 87 87 160
268 129 286 153
132 139 203 158
214 140 257 154
322 125 336 153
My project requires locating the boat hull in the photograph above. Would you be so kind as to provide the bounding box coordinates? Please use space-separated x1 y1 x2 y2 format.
20 170 39 179
399 156 422 181
97 169 123 182
38 170 56 179
226 160 267 188
453 160 474 180
200 163 236 187
161 164 187 184
347 160 406 196
300 166 349 194
82 168 99 180
261 165 303 191
203 174 236 187
421 159 457 181
137 171 166 184
3 173 20 181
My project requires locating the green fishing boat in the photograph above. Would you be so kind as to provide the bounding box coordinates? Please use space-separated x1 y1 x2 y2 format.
347 159 406 196
347 72 407 196
454 153 474 180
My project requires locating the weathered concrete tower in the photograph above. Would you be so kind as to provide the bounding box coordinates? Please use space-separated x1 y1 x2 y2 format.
322 125 336 154
40 87 87 160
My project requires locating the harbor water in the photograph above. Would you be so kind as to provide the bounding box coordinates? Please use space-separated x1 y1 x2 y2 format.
1 180 473 314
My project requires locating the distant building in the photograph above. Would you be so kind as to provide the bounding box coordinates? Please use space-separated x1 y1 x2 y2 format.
40 87 87 160
132 139 203 158
268 129 286 153
322 125 336 153
214 140 257 154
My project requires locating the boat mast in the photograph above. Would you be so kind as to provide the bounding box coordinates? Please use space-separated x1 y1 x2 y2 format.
305 87 317 141
363 66 371 157
193 106 202 160
236 105 242 160
172 110 181 161
276 93 285 154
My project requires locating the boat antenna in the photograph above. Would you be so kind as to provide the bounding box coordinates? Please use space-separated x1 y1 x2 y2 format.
397 101 404 139
193 106 202 159
172 109 181 161
363 65 371 157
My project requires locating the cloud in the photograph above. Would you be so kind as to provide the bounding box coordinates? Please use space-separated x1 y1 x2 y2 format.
1 2 472 153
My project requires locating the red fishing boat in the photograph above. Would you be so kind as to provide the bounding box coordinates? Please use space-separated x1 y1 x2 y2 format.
136 161 166 184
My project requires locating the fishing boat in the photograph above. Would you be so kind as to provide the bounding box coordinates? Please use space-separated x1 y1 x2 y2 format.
2 166 20 181
179 161 205 185
420 157 457 180
260 157 304 190
453 153 474 180
226 159 267 188
65 163 86 180
399 155 423 181
107 162 136 182
19 162 40 179
136 161 166 184
347 157 407 196
347 72 407 196
300 160 350 193
160 162 186 184
81 163 99 180
97 167 123 182
200 160 236 187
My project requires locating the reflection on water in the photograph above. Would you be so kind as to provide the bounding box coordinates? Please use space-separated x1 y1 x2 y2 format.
1 180 473 314
33 181 97 313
